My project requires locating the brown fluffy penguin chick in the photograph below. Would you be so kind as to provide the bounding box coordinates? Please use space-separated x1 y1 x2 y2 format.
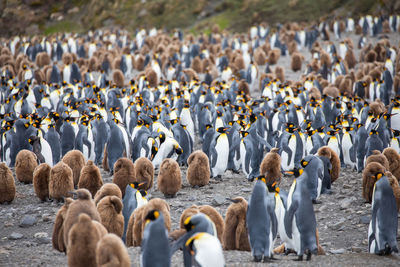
238 79 250 96
157 158 181 198
49 162 74 202
345 49 357 69
386 172 400 211
0 162 16 204
67 213 104 267
97 196 124 237
317 146 340 183
383 147 400 181
362 162 386 203
15 149 38 183
254 47 267 66
191 56 203 73
274 66 285 82
96 233 131 267
127 198 171 246
186 150 210 187
78 160 103 197
365 150 389 170
365 50 377 63
62 150 86 187
260 148 282 185
222 197 250 251
112 157 136 197
63 189 101 248
291 52 303 72
199 205 225 242
52 198 74 253
308 87 322 101
94 183 122 206
179 205 200 229
33 163 51 201
113 69 125 88
267 48 281 65
322 86 340 98
134 157 154 191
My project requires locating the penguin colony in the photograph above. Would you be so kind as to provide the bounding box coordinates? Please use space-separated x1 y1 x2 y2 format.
0 13 400 265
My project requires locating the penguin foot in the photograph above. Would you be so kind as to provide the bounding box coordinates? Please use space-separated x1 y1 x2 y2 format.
312 199 322 204
247 177 254 182
214 175 223 181
284 248 296 255
253 255 262 262
231 169 240 174
293 255 303 261
164 194 176 198
305 249 312 261
263 255 278 262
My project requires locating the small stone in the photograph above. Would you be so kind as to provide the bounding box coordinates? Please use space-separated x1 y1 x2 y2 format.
4 221 13 227
330 219 345 230
359 215 370 224
212 195 225 206
330 248 346 254
41 214 52 222
19 215 37 227
9 232 23 240
34 232 50 244
351 247 362 253
241 188 252 192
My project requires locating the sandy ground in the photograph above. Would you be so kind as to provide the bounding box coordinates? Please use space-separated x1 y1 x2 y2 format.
1 31 400 266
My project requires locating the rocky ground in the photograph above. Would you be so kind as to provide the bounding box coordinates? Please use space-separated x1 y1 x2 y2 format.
0 165 399 266
1 31 400 266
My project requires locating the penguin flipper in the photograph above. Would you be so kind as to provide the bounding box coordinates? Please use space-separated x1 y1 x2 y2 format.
281 144 292 166
210 146 218 168
269 203 278 240
284 200 298 239
83 137 92 158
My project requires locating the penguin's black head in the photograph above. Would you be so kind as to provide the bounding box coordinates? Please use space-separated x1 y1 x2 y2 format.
130 181 146 189
174 144 183 155
285 168 303 177
249 113 257 123
373 172 384 180
145 209 160 224
184 216 195 231
300 159 309 168
370 129 378 135
255 175 266 184
267 181 280 193
240 130 249 138
217 127 228 133
392 129 400 137
159 132 166 144
139 189 148 197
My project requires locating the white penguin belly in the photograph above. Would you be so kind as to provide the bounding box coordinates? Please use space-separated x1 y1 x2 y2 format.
390 139 400 153
390 110 400 131
40 138 53 167
281 136 296 171
327 137 340 158
212 135 229 176
342 135 354 168
292 216 302 255
240 141 251 177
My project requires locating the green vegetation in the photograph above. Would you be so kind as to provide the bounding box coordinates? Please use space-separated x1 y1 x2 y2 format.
0 0 397 37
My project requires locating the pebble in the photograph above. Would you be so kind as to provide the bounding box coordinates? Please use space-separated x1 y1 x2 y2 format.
34 232 51 244
212 195 225 206
19 215 37 227
9 232 23 240
330 248 346 254
351 247 362 253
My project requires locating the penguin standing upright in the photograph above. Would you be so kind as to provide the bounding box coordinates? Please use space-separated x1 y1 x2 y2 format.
141 210 171 267
368 172 399 255
107 119 125 174
279 127 303 171
209 127 230 179
122 182 147 242
28 135 53 166
284 168 318 261
365 129 384 162
246 176 277 262
341 126 356 169
355 123 368 172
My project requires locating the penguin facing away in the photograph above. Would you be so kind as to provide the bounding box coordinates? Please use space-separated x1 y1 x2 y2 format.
141 209 171 267
246 176 278 262
368 172 399 255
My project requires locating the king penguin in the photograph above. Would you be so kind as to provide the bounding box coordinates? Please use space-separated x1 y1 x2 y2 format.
209 127 230 179
368 172 399 255
185 232 225 267
246 176 277 262
122 182 147 242
141 209 171 267
284 168 318 261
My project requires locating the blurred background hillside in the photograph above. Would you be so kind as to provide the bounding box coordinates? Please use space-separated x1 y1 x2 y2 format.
1 0 399 36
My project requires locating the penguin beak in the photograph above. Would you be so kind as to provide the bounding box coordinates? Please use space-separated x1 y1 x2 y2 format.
285 171 294 175
139 182 147 187
68 191 78 199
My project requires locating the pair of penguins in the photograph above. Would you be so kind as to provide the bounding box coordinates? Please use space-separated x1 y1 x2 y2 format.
123 182 224 266
246 155 324 262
